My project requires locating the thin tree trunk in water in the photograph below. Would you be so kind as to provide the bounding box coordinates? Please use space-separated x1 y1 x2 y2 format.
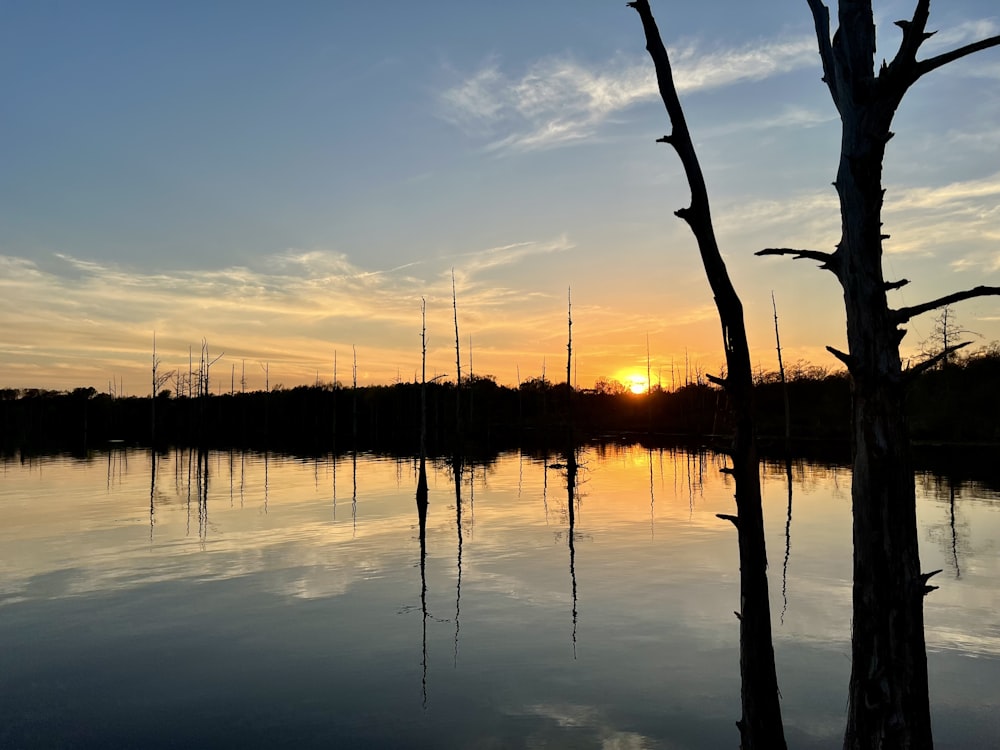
629 2 785 747
771 293 790 444
418 299 429 498
452 269 462 442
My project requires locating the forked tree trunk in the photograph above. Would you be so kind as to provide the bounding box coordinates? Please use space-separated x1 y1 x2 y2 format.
756 4 1000 747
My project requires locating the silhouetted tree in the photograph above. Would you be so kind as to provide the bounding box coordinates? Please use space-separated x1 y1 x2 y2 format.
757 3 1000 747
918 305 978 370
629 2 786 747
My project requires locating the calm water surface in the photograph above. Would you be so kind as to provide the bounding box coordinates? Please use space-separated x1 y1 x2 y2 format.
1 445 998 749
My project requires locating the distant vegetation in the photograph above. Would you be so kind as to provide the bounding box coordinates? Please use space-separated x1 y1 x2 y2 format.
4 345 1000 454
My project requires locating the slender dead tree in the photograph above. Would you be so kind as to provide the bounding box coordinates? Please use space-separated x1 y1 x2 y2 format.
771 293 791 444
757 4 1000 747
468 333 474 428
418 299 429 498
352 346 358 445
629 2 786 747
452 268 462 439
565 288 577 471
150 332 173 443
333 349 338 444
566 287 573 389
260 361 270 439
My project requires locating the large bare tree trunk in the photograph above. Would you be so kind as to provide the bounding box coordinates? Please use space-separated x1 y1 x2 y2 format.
757 4 1000 747
629 3 785 747
839 93 933 750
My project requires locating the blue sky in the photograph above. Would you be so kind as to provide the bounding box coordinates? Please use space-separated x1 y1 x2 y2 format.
2 1 999 393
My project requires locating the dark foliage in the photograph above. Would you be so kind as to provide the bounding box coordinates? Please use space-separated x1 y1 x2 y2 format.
3 350 999 454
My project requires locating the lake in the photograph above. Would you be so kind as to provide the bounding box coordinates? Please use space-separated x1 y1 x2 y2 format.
1 444 998 749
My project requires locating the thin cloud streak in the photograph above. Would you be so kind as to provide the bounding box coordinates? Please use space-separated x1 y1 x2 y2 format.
2 235 708 392
440 37 818 154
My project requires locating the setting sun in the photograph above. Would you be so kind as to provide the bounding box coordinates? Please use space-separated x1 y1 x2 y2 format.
615 370 649 395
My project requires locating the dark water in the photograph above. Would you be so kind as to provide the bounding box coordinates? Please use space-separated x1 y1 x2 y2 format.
1 446 997 748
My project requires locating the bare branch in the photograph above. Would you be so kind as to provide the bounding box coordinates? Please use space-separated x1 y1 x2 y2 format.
716 513 740 528
916 35 1000 79
885 1 931 74
806 0 840 109
826 345 855 371
705 373 727 388
919 569 943 584
890 285 1000 325
905 342 972 379
756 247 839 274
884 278 910 291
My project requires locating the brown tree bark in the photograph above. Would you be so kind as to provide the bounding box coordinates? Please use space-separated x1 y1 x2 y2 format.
628 3 786 747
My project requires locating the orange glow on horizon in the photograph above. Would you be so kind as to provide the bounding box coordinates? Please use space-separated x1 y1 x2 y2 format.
614 369 649 395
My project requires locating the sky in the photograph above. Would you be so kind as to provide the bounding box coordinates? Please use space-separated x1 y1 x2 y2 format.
2 0 999 395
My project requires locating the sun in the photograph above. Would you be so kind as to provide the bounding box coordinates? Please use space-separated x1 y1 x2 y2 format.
608 368 651 395
615 370 648 395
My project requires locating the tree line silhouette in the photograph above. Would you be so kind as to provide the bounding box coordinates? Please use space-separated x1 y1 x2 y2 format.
4 346 1000 454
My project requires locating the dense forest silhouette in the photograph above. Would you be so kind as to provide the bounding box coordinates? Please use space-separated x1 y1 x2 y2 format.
5 347 1000 456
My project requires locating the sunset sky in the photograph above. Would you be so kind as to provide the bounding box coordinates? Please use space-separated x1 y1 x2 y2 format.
3 1 999 394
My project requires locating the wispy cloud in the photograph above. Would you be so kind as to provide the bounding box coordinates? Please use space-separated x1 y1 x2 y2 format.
440 37 818 154
920 18 1000 57
883 172 1000 263
0 237 589 391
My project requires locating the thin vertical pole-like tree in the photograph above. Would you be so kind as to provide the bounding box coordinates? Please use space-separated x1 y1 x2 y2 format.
566 287 573 389
418 299 429 498
352 346 358 445
452 268 462 440
150 332 173 444
771 292 790 444
333 349 338 444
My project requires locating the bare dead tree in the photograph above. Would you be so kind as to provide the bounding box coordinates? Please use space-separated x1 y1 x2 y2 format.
917 304 979 369
629 2 785 747
566 287 573 389
151 332 174 443
771 293 790 443
199 339 223 400
352 346 358 444
418 299 429 499
755 3 1000 747
468 333 474 427
333 349 338 443
566 288 577 471
260 361 270 438
452 268 462 439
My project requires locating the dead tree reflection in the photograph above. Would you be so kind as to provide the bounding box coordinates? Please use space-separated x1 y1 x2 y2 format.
648 447 655 540
949 481 961 579
453 456 463 667
416 469 429 709
781 456 793 625
563 449 579 659
351 450 357 537
196 448 209 543
149 448 157 542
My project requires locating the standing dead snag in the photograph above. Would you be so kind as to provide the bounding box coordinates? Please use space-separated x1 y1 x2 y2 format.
757 3 1000 748
150 332 174 444
418 298 429 499
628 2 786 748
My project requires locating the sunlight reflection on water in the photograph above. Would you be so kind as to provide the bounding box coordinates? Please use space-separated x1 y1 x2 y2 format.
0 445 998 748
